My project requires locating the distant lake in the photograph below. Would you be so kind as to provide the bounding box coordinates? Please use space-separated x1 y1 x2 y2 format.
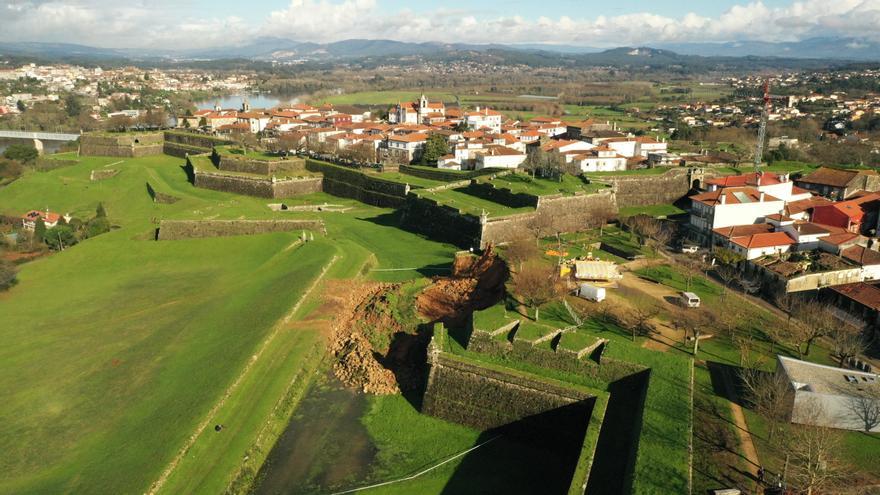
195 93 302 111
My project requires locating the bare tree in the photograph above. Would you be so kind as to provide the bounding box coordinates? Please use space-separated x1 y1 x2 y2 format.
624 215 671 251
524 210 552 246
503 236 539 272
846 389 880 432
740 368 792 442
275 132 305 156
785 413 844 495
676 307 713 356
795 302 837 357
511 261 562 321
830 326 867 368
586 203 616 236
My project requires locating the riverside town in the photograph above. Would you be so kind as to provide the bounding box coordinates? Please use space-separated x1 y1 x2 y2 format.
2 2 880 494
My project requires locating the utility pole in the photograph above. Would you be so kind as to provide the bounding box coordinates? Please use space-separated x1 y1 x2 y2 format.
753 79 771 174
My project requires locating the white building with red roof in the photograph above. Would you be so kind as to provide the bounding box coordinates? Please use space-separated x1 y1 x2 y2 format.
729 231 796 260
21 209 65 231
690 186 785 233
704 171 811 202
389 94 445 125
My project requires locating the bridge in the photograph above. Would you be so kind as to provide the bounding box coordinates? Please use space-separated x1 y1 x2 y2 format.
0 130 80 141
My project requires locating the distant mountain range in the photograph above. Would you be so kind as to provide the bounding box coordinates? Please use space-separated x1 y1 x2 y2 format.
1 36 879 65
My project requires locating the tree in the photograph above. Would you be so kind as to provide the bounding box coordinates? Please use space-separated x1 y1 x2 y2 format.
144 109 167 128
107 114 132 132
0 260 17 291
341 142 377 164
95 202 107 219
511 261 562 321
504 236 539 272
3 143 39 163
830 326 866 368
33 218 46 243
419 134 449 165
676 307 712 354
524 147 565 180
624 215 670 250
64 94 83 118
740 368 792 442
44 225 77 251
85 216 111 238
524 210 552 245
232 131 259 155
785 416 844 495
794 302 836 357
16 100 26 113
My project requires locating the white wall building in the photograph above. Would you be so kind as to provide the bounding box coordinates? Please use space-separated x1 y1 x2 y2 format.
690 187 785 232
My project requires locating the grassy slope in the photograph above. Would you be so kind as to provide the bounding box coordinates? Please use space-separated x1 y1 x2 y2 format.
0 153 457 493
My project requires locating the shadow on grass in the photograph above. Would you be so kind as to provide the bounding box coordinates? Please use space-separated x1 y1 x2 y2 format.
586 370 650 495
440 400 595 495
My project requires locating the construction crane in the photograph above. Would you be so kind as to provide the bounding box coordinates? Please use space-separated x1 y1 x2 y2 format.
751 79 790 174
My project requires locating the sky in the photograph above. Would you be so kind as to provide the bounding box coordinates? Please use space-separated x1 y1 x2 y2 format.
2 0 880 50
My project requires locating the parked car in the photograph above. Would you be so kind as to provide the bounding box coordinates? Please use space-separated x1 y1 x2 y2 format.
679 291 701 308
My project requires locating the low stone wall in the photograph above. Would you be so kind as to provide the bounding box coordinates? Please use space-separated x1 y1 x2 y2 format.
156 219 325 240
164 130 231 149
422 350 595 433
163 141 209 158
467 329 643 383
480 190 618 247
399 194 484 248
145 181 181 204
80 132 164 157
90 169 119 181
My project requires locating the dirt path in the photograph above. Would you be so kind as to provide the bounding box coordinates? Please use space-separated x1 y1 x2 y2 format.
718 366 761 477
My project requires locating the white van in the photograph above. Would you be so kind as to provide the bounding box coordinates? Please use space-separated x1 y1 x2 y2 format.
578 283 606 302
679 291 701 308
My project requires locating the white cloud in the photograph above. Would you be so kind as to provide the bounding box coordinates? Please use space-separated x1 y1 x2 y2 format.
1 0 880 49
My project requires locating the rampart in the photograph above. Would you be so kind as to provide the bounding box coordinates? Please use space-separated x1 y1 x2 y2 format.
163 131 232 158
461 181 540 208
305 159 409 208
594 167 718 207
422 348 596 434
399 194 484 248
79 132 164 157
213 148 307 176
156 219 325 240
187 155 323 198
480 190 618 247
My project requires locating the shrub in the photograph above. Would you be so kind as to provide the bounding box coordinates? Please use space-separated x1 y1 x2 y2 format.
0 260 17 291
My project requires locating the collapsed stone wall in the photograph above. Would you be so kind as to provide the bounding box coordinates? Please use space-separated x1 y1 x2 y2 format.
156 219 325 240
480 190 618 247
422 350 595 433
33 157 78 171
79 132 164 157
399 195 484 248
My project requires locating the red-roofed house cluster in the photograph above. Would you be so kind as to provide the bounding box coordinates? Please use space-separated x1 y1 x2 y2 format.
174 94 668 172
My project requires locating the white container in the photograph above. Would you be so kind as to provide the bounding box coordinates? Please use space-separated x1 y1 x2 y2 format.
679 291 701 308
578 283 606 302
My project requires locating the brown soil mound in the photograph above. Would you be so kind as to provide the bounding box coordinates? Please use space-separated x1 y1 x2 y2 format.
417 245 508 325
329 282 402 395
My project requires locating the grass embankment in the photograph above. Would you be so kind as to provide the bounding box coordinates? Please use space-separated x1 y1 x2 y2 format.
619 204 687 218
416 187 534 217
0 152 458 493
214 145 285 161
477 173 609 196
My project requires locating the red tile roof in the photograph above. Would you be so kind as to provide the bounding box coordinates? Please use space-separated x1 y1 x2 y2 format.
830 282 880 310
691 187 781 206
730 232 795 249
705 172 783 188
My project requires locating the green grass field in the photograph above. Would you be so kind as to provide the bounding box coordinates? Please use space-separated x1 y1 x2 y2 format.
478 173 609 196
0 153 459 493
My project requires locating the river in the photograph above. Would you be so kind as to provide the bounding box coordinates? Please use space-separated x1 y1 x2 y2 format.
195 93 303 111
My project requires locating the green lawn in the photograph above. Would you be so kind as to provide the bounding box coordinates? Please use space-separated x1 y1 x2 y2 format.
214 145 285 161
373 171 445 189
416 187 534 218
477 173 610 196
0 152 459 493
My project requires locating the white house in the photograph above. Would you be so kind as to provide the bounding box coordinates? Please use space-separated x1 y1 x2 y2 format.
386 133 428 162
729 231 795 260
389 94 445 125
690 187 785 232
21 209 66 231
474 145 526 170
570 146 627 172
464 107 503 133
704 171 812 202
